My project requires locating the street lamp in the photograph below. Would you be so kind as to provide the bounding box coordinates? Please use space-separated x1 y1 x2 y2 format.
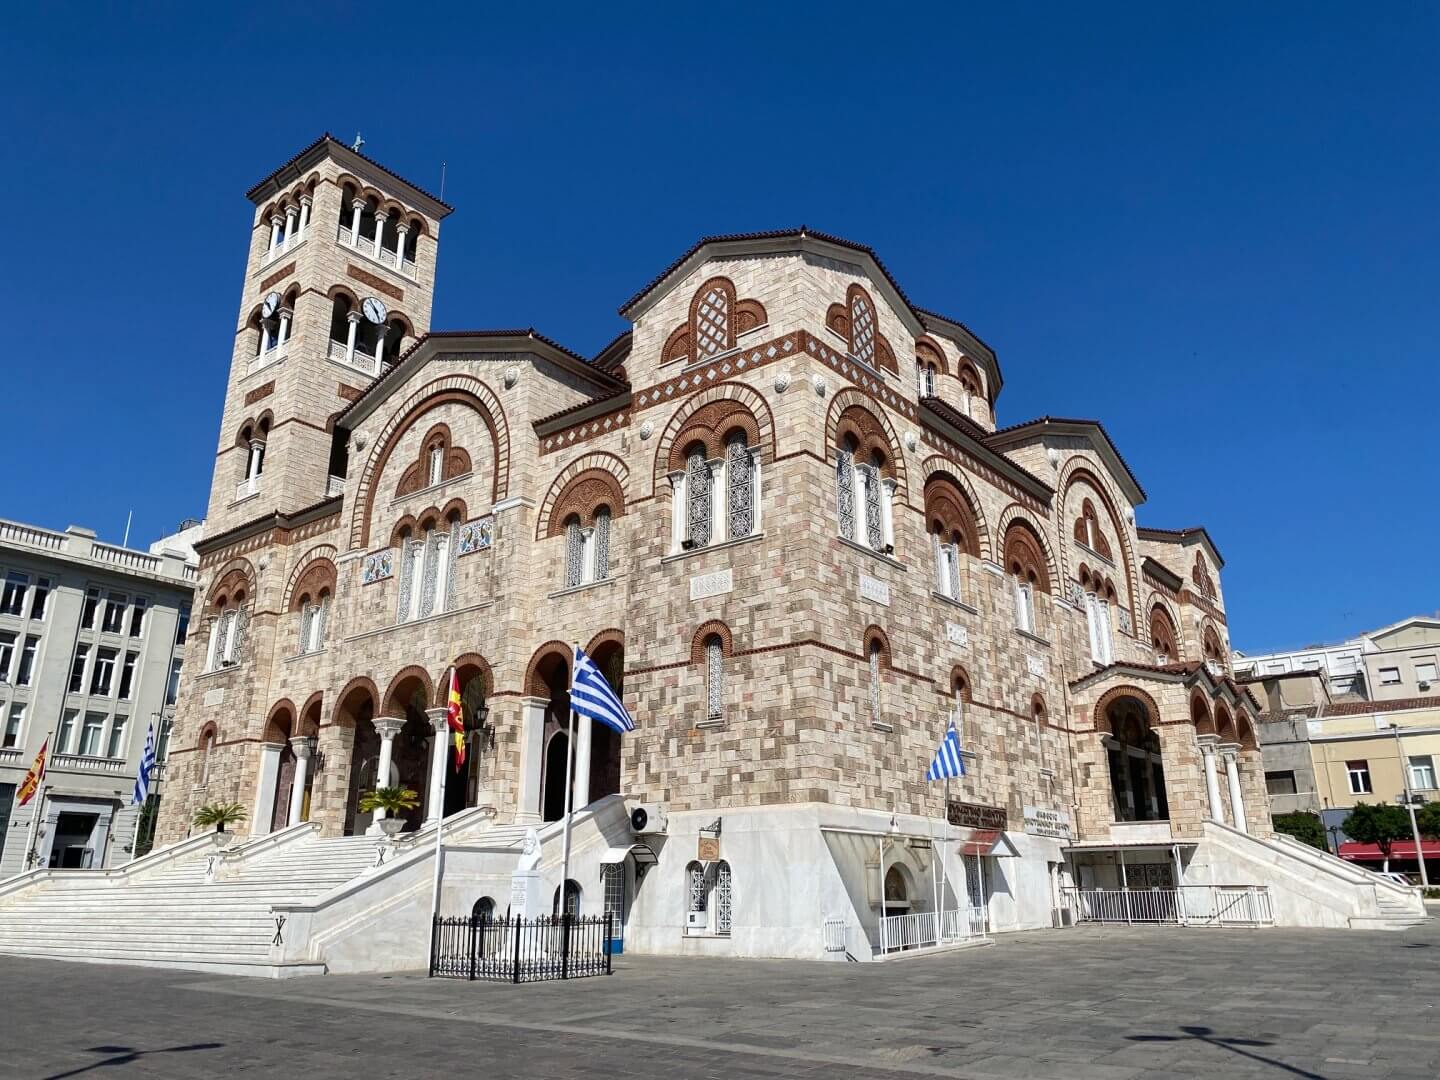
1391 723 1431 889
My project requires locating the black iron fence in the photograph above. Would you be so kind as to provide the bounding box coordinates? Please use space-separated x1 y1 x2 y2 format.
429 913 615 982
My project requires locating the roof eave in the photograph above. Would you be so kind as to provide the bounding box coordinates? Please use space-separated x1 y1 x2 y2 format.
988 418 1146 507
245 134 453 219
918 399 1052 502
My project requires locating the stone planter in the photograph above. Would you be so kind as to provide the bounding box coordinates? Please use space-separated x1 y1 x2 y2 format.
377 816 407 838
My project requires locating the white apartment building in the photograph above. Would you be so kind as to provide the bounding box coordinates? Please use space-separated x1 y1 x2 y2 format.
1235 616 1440 703
0 518 198 876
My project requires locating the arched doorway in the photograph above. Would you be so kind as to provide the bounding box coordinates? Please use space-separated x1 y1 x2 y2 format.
337 682 379 836
1102 694 1169 822
264 704 295 833
446 657 491 816
882 865 910 917
543 730 570 822
586 636 624 802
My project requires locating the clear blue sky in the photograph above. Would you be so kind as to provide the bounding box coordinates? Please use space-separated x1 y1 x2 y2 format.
1 3 1435 652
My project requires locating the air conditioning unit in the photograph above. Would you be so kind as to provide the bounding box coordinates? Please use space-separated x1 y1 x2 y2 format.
686 911 708 930
630 804 668 835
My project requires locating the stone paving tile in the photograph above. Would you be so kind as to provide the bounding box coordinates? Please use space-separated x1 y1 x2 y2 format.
1 921 1437 1078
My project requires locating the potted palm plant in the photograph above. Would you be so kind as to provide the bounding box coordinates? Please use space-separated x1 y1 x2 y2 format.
193 802 247 834
359 786 420 837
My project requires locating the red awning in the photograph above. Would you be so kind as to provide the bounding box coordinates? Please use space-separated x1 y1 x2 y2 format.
1338 840 1440 861
958 829 1002 856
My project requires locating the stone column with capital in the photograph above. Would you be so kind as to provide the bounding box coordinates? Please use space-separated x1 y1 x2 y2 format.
394 221 409 269
345 310 361 363
1198 737 1224 823
268 213 284 254
251 742 284 836
668 471 686 552
288 737 315 827
425 707 450 824
277 308 293 348
351 199 365 247
298 193 312 237
515 699 546 824
284 206 298 247
1220 744 1248 833
367 716 405 834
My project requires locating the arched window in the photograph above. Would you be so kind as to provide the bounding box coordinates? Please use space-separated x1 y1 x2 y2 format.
951 668 971 745
924 475 979 602
396 512 460 624
933 526 963 600
236 417 270 499
1151 605 1180 664
833 408 897 554
1103 695 1168 823
835 439 856 542
705 634 724 722
869 640 883 725
199 726 216 785
1192 553 1217 601
883 865 909 916
1003 523 1050 636
1073 500 1113 560
915 360 936 398
957 363 983 419
472 896 496 922
206 593 248 671
686 861 708 931
1033 696 1049 771
726 433 756 540
850 290 876 368
685 446 712 548
552 879 581 917
1081 570 1115 666
549 469 622 584
715 860 733 936
564 516 584 589
298 589 330 655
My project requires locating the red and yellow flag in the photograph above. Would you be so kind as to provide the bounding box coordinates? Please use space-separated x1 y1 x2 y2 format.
446 668 466 767
17 738 48 806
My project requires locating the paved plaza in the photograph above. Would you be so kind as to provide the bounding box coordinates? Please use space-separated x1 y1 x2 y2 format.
2 920 1436 1079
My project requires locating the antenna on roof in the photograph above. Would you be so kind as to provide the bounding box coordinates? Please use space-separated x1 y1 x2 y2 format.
351 131 365 152
439 161 447 202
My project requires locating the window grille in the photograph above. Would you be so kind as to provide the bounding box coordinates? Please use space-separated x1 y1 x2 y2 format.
705 636 724 721
1015 581 1034 634
445 520 460 612
835 449 855 541
428 446 444 487
593 508 611 581
227 608 248 664
419 530 441 619
851 294 875 366
861 465 883 549
715 861 733 935
315 596 330 650
602 863 626 931
397 539 421 623
686 452 712 547
565 520 584 588
727 439 754 539
869 643 881 724
946 545 961 599
687 863 707 914
300 605 316 654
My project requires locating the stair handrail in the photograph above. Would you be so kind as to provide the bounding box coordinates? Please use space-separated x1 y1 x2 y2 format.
1268 831 1422 897
0 829 232 902
213 822 323 867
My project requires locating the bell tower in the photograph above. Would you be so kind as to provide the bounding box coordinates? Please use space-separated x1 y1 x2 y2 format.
205 134 453 535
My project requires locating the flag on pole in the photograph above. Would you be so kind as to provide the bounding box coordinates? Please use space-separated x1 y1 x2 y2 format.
132 721 157 806
17 738 48 806
446 668 466 767
571 645 635 734
926 719 966 780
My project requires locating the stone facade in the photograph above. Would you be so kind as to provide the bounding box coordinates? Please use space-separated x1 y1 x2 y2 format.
156 138 1270 933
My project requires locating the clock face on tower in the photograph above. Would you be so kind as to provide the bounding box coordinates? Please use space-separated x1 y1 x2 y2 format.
261 291 281 319
362 297 387 325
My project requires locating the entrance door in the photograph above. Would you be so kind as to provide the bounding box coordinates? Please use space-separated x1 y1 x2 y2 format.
51 813 99 868
0 783 14 864
962 854 988 930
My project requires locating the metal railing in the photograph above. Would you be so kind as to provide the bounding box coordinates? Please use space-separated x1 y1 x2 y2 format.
429 913 615 982
877 906 988 953
1062 886 1273 927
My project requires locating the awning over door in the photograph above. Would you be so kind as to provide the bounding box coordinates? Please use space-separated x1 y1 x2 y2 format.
599 843 658 866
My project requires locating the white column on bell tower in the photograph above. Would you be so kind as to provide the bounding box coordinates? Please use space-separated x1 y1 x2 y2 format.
298 194 312 237
394 221 409 269
351 199 365 248
284 205 298 247
268 213 284 253
345 310 361 363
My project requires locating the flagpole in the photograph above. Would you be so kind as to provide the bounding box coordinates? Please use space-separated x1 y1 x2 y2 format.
23 777 48 871
559 645 579 915
428 668 452 944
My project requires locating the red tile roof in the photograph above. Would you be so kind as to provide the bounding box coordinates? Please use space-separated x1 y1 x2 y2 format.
244 133 453 214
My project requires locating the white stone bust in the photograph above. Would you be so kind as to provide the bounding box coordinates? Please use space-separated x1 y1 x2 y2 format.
516 828 542 872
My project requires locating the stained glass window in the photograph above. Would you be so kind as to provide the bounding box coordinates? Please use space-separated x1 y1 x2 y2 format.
835 448 855 541
727 437 753 539
686 451 712 547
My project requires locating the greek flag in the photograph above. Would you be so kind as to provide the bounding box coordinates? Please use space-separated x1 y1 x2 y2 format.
571 645 635 735
926 719 966 780
132 720 157 805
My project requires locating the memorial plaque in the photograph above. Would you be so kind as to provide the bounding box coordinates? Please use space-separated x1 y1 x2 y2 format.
946 800 1008 830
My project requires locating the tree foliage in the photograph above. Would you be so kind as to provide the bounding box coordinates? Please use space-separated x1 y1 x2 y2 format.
1341 802 1411 855
358 786 420 815
1273 812 1326 850
192 802 247 832
1417 800 1440 841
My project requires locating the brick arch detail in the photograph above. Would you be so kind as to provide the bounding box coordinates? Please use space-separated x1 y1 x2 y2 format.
350 374 509 551
922 470 984 558
862 624 892 669
825 388 909 498
264 698 297 743
995 503 1057 591
651 381 776 496
949 663 973 701
283 544 339 612
525 640 573 697
1190 690 1215 736
445 652 495 703
916 455 991 558
196 720 219 750
1214 701 1236 739
1150 601 1182 662
915 335 949 377
585 628 625 656
1031 692 1049 724
1057 461 1139 632
1092 684 1163 734
541 469 627 538
690 621 734 665
205 557 257 611
382 665 436 718
667 401 763 472
536 452 631 539
297 692 324 738
395 422 472 500
332 676 381 726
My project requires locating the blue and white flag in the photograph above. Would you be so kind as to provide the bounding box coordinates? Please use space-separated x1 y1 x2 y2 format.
926 719 966 780
571 645 636 735
132 721 157 806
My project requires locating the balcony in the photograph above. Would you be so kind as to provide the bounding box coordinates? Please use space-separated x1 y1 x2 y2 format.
235 475 262 503
259 231 306 267
335 226 418 278
51 752 130 774
0 747 21 764
327 338 380 377
246 337 289 376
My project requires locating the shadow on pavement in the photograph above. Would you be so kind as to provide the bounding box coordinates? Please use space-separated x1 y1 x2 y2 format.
1129 1026 1327 1079
44 1042 224 1079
